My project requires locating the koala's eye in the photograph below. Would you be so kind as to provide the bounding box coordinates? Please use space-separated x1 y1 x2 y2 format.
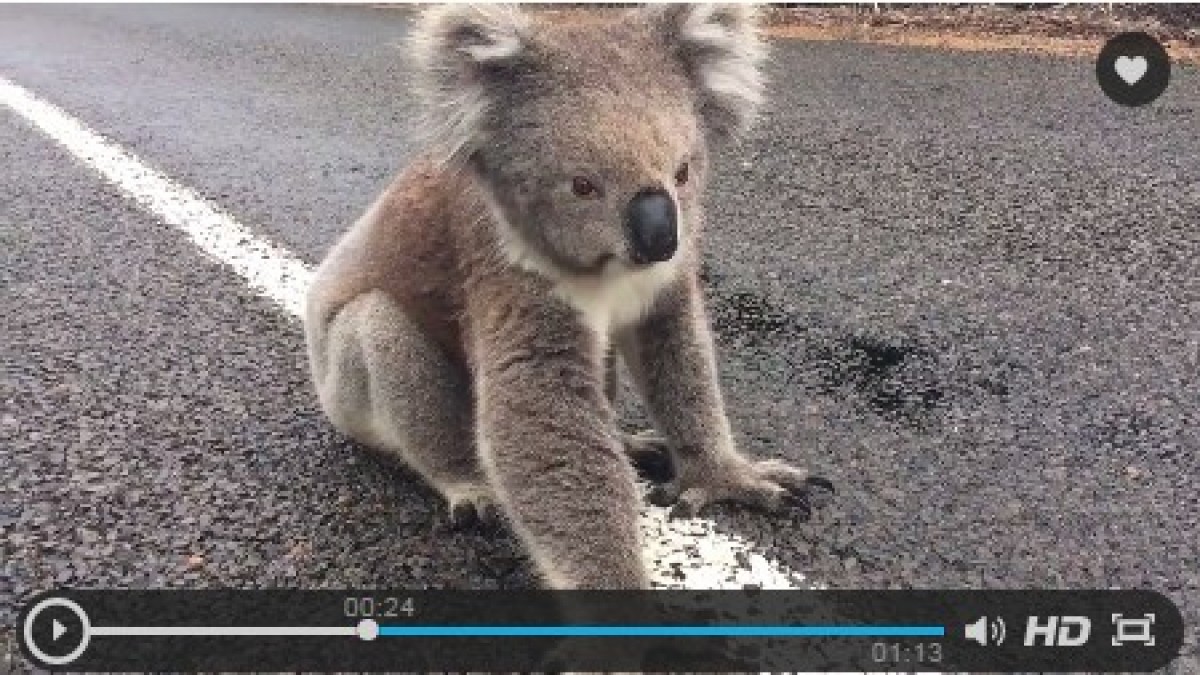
674 162 690 187
571 176 601 199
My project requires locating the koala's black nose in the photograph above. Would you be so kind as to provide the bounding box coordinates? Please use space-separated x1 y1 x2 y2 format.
625 189 678 264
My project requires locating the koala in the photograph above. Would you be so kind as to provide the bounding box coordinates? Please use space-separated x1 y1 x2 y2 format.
304 3 828 590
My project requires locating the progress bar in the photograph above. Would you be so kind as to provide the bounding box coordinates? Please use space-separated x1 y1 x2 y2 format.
375 624 947 637
92 626 358 636
93 621 946 638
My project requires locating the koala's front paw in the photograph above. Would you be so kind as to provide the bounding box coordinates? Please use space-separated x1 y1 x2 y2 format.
648 456 833 520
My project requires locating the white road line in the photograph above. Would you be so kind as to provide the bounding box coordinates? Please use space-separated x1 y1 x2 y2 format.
0 77 312 318
1 75 814 591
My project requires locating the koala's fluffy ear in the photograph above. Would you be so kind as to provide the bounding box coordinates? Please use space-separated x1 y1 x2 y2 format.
648 4 767 142
409 4 531 161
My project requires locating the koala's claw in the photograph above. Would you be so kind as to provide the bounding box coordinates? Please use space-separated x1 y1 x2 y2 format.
446 494 501 530
805 475 836 494
648 458 832 520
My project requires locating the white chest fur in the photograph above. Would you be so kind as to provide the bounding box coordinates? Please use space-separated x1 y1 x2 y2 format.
552 258 680 338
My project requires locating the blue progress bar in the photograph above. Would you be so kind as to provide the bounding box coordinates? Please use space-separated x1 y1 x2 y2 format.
377 625 945 637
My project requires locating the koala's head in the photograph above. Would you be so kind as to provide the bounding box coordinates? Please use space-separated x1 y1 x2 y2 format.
410 4 766 278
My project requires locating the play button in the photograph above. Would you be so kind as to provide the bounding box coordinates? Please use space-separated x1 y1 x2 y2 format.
20 597 91 666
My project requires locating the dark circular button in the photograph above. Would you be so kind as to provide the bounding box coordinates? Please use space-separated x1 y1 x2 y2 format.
21 597 91 666
1096 32 1170 107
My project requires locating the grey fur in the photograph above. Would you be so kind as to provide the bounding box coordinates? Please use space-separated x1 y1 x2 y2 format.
304 4 815 590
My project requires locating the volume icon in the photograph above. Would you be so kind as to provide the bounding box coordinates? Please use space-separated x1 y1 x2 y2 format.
965 616 1006 646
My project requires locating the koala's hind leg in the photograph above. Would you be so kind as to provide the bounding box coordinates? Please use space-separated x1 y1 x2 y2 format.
310 290 496 528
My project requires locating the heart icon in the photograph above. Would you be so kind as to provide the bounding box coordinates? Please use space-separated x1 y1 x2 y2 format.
1115 55 1148 85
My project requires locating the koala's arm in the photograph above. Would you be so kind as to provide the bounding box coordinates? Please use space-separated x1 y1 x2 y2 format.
618 276 820 517
617 277 740 467
470 287 647 589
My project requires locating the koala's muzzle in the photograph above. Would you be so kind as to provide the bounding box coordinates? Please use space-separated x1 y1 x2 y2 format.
625 189 678 264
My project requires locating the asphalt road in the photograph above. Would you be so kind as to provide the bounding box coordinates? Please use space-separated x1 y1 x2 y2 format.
2 4 1198 670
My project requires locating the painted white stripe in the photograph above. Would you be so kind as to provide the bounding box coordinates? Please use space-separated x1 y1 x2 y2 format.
0 75 812 592
0 77 313 318
91 625 358 637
